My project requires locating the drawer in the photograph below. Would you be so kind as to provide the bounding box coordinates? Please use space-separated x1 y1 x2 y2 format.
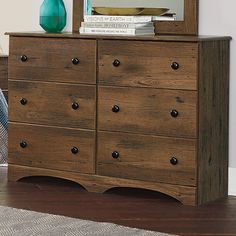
98 40 198 90
9 37 96 84
98 86 197 138
8 123 95 174
9 80 96 129
97 131 197 186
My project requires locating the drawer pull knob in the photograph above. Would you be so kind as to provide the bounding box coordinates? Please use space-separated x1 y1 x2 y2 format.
112 59 120 67
171 62 179 70
170 157 178 165
72 102 79 110
112 151 119 159
71 146 79 154
21 55 28 62
72 58 80 65
170 109 179 118
20 98 28 105
112 105 120 113
20 141 27 148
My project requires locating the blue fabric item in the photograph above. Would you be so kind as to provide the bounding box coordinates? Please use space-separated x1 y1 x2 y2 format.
0 89 8 164
0 90 7 129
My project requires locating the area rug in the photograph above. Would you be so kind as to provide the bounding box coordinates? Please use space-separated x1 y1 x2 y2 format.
0 206 176 236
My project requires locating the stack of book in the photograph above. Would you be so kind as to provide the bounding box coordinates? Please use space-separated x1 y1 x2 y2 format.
79 15 155 36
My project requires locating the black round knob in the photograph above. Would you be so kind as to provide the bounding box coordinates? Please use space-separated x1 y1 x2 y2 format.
71 146 79 154
170 157 178 165
20 141 27 148
72 102 79 110
112 105 120 113
112 59 120 67
20 98 28 105
112 151 119 159
72 58 80 65
170 109 179 118
171 62 179 70
21 55 28 62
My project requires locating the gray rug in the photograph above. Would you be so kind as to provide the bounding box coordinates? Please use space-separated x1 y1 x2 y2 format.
0 206 176 236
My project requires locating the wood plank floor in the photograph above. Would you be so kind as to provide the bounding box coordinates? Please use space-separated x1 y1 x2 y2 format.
0 166 236 236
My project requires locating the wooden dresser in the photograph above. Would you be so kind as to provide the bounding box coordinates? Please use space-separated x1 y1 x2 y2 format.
7 33 230 205
0 55 8 100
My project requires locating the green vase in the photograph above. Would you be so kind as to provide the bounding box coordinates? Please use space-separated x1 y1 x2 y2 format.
40 0 67 33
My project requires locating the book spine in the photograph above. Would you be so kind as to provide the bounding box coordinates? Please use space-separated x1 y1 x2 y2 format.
83 15 152 23
80 27 137 35
81 22 152 29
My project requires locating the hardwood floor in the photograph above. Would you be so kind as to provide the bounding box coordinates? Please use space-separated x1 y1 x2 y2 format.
0 166 236 236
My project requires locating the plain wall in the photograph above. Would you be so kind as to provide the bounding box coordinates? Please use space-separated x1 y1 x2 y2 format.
0 0 235 167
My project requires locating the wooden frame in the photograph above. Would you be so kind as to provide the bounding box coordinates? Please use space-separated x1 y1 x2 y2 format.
155 0 198 35
73 0 84 33
72 0 198 35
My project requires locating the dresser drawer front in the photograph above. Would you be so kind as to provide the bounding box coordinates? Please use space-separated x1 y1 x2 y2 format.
9 37 96 84
97 131 196 186
98 40 198 90
9 80 96 129
8 123 95 173
98 86 197 138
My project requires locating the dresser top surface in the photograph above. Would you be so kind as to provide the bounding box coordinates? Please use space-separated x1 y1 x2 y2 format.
6 31 232 42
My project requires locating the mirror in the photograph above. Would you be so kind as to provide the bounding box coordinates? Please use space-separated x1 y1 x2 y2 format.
92 0 184 21
72 0 198 35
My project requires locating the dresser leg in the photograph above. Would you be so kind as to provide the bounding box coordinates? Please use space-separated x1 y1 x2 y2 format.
83 185 110 194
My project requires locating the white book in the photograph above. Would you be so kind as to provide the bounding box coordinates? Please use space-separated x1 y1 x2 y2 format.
84 15 153 23
79 27 155 36
152 15 177 21
81 22 154 29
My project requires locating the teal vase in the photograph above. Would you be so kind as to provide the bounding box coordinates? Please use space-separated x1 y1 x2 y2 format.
40 0 67 33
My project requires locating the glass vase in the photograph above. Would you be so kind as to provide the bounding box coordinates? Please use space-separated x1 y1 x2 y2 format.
40 0 67 33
